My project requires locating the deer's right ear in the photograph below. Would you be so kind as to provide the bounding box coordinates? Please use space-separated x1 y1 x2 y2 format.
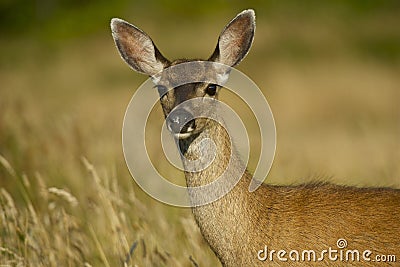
111 18 169 76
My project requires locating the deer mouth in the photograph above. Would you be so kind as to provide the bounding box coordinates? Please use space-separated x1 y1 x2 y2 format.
174 132 192 139
166 108 196 139
172 121 195 139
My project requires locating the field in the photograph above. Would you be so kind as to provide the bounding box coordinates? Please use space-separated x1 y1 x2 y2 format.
1 2 399 266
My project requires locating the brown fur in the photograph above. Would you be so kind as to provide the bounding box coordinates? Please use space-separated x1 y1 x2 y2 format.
183 119 400 266
111 9 400 266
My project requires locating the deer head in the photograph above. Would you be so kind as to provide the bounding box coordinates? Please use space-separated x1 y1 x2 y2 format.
111 10 255 140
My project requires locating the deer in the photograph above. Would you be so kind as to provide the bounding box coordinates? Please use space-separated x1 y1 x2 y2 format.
111 9 400 266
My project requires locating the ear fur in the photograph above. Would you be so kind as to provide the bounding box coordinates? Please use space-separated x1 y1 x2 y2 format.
209 9 255 67
111 18 169 75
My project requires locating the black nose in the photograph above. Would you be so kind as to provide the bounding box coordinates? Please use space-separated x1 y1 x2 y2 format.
167 109 196 134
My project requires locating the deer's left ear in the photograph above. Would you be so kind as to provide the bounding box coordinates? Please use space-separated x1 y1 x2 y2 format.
209 9 255 67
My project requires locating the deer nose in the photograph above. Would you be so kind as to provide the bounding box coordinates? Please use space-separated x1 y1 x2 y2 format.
167 109 196 134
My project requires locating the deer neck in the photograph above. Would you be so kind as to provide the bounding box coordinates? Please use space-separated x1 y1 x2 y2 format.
179 120 251 209
178 119 248 189
177 119 257 261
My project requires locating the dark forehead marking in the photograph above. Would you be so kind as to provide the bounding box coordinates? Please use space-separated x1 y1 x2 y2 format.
170 58 204 66
174 83 202 103
156 59 216 91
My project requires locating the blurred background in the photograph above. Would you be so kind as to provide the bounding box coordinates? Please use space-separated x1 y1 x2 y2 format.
1 0 399 266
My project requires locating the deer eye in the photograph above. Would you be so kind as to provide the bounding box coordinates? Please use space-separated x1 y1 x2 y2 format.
206 84 218 96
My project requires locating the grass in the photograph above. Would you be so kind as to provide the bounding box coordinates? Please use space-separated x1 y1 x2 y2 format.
1 5 399 266
0 154 214 266
0 37 218 267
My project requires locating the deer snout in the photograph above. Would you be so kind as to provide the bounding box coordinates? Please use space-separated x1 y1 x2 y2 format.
167 109 196 138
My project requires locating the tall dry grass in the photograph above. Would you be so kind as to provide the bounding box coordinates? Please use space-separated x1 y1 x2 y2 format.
0 152 213 266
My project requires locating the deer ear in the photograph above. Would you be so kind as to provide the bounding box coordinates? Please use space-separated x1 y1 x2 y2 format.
209 9 255 67
111 18 169 76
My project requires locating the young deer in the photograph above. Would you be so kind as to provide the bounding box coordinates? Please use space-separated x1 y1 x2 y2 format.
111 10 400 266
